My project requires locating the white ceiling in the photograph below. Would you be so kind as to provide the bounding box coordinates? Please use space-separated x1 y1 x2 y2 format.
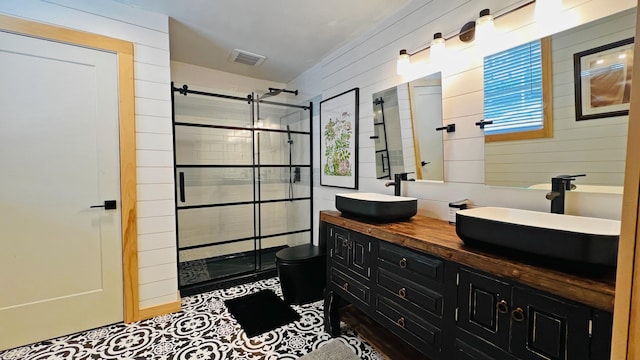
113 0 412 83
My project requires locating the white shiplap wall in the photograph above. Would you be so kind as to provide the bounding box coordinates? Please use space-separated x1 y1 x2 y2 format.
288 0 636 245
0 0 178 309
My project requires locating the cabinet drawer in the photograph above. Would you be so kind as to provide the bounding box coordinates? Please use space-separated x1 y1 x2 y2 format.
375 293 442 356
377 267 443 318
378 240 444 285
330 268 370 306
453 337 517 360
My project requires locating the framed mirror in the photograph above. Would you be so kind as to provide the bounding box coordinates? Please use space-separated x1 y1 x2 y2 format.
371 72 444 181
483 8 635 192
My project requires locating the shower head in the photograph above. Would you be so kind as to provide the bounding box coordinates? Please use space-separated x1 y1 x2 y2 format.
259 87 298 101
259 89 281 100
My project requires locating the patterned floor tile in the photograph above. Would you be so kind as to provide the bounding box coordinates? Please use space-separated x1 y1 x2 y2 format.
0 277 382 360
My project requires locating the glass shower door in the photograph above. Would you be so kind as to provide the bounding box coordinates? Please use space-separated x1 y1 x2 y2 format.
172 85 313 294
173 91 258 288
255 101 312 271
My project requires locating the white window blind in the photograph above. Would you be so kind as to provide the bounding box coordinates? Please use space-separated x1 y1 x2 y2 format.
483 39 543 135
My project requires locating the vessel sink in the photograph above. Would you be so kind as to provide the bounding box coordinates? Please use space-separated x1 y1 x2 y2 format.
335 193 417 221
456 207 620 266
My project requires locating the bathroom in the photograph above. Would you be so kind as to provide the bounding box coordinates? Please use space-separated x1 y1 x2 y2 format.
0 0 638 357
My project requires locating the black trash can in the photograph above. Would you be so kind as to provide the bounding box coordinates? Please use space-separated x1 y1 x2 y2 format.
276 244 326 305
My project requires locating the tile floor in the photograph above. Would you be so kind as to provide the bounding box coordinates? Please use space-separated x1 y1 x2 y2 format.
0 277 382 360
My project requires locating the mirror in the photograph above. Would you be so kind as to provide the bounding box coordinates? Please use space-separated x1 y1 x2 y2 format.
371 72 444 181
484 8 635 191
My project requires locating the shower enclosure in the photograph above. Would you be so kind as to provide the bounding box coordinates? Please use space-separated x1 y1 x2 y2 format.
171 84 312 295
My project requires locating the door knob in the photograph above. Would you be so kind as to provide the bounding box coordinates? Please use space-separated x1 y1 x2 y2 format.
90 200 117 210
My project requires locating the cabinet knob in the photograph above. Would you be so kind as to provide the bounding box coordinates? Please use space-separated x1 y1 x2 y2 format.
342 282 349 291
511 307 525 322
342 239 348 248
399 257 407 269
348 240 353 250
496 299 509 314
398 287 407 299
396 317 406 328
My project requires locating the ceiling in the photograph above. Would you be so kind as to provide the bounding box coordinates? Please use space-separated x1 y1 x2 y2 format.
112 0 412 83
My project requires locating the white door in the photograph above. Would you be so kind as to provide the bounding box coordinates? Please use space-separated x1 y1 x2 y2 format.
0 30 123 350
412 85 445 181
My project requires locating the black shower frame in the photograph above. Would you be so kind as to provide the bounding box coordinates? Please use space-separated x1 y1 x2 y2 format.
170 82 314 295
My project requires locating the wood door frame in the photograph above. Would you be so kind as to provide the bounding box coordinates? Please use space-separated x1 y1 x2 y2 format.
611 4 640 359
0 14 140 323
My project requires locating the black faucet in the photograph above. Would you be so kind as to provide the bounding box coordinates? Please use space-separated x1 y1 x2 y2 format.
545 174 586 214
385 173 409 196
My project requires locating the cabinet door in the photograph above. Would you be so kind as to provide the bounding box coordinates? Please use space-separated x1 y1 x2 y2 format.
328 225 349 268
347 232 371 280
457 269 511 350
510 287 591 360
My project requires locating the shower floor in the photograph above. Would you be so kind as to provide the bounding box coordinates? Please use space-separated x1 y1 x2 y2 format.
178 246 286 287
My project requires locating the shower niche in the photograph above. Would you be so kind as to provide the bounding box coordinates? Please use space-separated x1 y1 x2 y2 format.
172 84 313 295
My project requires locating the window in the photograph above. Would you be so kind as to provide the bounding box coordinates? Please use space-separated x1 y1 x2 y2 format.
483 37 552 142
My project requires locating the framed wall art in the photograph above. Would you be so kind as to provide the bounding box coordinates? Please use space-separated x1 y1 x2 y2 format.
574 37 634 121
320 87 359 189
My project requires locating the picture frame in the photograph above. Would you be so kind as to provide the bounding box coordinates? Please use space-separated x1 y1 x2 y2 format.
320 87 359 189
573 37 634 121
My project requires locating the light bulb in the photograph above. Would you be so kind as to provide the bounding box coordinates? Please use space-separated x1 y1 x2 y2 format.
475 9 495 54
431 32 446 65
397 49 410 75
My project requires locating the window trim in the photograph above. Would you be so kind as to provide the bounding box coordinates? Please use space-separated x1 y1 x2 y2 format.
485 37 553 143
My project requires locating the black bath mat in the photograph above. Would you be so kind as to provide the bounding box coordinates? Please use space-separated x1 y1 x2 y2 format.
224 289 300 337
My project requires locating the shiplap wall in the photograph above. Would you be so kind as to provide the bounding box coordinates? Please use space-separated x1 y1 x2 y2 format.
485 9 635 188
0 0 177 309
289 0 637 245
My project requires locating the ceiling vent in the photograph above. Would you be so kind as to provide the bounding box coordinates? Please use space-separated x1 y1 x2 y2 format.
229 49 266 66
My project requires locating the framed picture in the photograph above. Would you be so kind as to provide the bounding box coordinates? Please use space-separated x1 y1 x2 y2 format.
573 37 634 121
320 87 359 189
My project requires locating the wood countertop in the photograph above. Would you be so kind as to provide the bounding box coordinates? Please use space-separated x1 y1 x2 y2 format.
320 210 616 312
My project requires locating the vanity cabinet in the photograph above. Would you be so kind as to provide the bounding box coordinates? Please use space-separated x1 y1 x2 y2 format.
320 212 614 360
374 241 451 357
324 224 374 335
456 268 609 360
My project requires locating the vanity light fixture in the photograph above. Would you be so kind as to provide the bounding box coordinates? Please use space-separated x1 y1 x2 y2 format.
430 32 447 62
396 1 537 72
475 8 495 44
397 49 410 75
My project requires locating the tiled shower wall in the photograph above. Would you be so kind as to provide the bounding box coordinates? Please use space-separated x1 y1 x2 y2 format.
0 0 178 309
287 0 636 246
172 77 312 262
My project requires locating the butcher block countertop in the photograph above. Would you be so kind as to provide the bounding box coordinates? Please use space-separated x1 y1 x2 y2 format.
320 210 616 312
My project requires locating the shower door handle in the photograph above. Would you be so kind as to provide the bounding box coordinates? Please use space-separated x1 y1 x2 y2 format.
90 200 117 210
381 153 387 173
179 172 185 203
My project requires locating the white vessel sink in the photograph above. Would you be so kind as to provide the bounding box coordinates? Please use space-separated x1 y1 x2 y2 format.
335 193 417 221
456 207 620 266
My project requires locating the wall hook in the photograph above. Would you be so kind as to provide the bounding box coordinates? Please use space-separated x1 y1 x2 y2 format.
436 124 456 133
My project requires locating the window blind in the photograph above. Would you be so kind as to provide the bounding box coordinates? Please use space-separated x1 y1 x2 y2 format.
483 40 543 135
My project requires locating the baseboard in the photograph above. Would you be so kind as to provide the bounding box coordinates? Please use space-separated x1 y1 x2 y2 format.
138 294 182 321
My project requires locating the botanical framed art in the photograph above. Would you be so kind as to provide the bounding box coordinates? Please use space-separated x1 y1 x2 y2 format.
320 87 359 189
573 37 634 121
